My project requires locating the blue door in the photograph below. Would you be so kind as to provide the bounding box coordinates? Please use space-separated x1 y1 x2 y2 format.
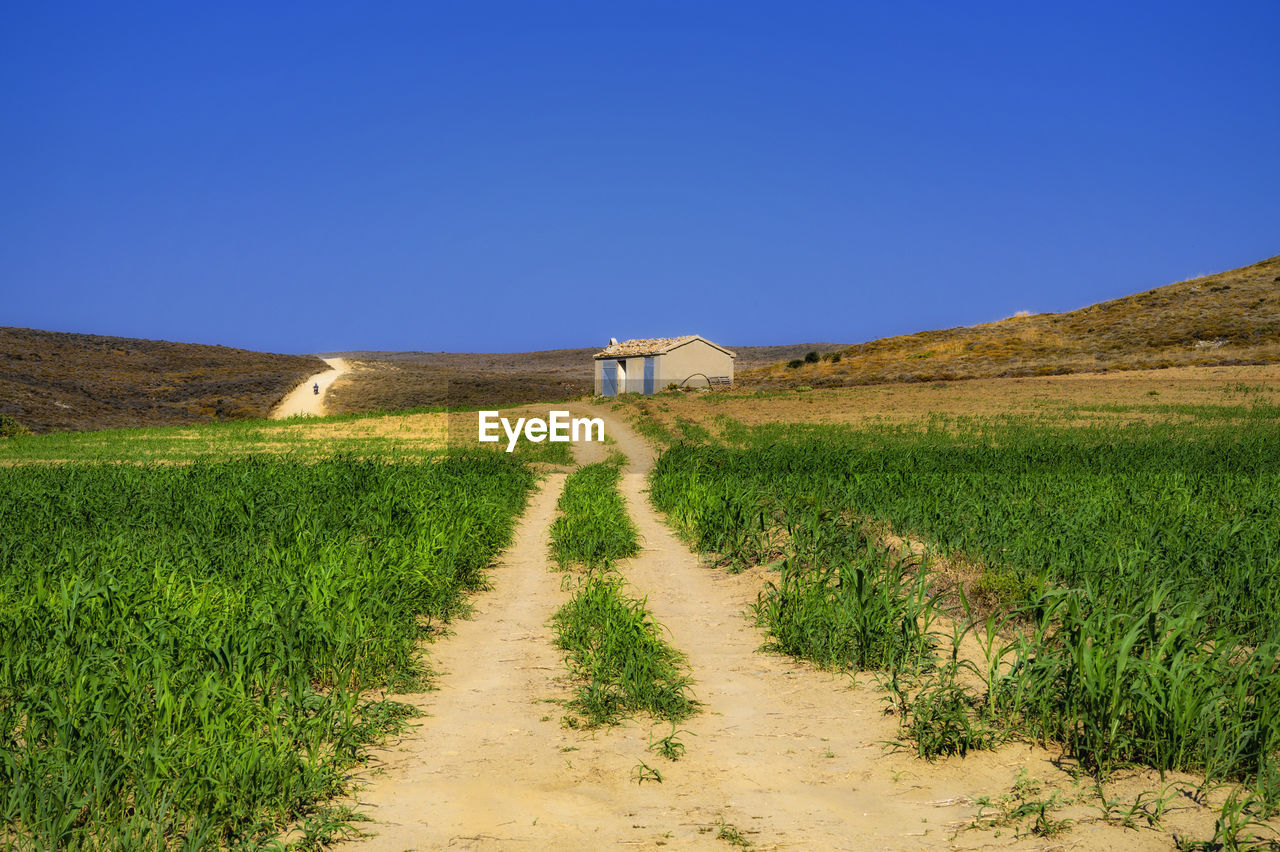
602 362 618 397
643 357 656 394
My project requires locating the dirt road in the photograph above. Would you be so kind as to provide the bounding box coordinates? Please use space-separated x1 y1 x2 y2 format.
348 472 723 849
271 358 348 418
342 406 1186 850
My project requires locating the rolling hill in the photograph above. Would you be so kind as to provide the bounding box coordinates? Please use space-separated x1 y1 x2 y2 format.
319 343 844 413
0 330 844 433
743 254 1280 388
0 328 326 433
8 252 1275 433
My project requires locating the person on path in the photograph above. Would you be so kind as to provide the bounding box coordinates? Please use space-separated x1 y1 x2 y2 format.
313 382 319 395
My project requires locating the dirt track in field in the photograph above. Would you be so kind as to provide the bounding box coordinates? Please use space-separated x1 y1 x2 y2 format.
271 357 348 418
342 405 1216 850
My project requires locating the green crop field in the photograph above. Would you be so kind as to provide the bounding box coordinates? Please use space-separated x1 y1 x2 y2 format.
0 453 535 848
7 378 1280 846
648 408 1280 825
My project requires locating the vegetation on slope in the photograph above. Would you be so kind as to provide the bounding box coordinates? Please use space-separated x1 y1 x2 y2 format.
325 358 589 413
0 327 325 433
323 345 846 415
745 254 1280 388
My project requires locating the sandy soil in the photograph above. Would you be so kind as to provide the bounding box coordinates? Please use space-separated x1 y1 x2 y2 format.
338 405 1232 850
271 357 348 418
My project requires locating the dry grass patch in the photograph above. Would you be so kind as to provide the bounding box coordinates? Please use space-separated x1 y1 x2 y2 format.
613 363 1280 437
325 359 588 413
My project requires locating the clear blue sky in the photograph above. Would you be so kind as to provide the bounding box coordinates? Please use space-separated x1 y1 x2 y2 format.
3 2 1277 354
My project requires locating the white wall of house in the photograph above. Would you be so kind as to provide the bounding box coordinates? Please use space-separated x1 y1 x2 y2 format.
658 339 733 388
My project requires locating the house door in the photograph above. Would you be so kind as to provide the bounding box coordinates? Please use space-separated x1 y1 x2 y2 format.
602 362 618 397
643 357 656 394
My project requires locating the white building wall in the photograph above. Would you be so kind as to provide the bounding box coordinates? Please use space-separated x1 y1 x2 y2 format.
657 340 734 388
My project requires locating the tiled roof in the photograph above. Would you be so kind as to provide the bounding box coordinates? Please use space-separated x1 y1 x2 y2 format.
595 336 697 358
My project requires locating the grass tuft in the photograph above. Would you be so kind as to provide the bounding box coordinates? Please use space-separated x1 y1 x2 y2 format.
549 459 640 569
552 569 697 727
549 462 696 728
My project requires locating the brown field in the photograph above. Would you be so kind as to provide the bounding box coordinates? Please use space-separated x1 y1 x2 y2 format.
320 343 846 414
745 254 1280 389
325 341 843 374
611 362 1280 433
323 357 588 413
0 326 325 433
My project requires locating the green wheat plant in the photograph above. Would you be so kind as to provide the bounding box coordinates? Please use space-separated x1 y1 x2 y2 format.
551 569 697 728
0 453 535 848
549 459 640 570
549 463 696 729
647 410 1280 803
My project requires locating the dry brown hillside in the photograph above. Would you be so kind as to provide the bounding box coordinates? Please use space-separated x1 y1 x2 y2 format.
0 327 325 433
744 255 1280 388
321 343 843 413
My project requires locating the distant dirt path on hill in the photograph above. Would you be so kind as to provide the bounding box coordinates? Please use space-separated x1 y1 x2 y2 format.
271 357 348 418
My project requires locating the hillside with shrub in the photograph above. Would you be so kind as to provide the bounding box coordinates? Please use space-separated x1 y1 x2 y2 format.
745 254 1280 388
0 327 325 433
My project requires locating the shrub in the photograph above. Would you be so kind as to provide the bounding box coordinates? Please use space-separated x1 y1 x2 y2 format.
804 351 820 363
0 414 28 438
972 569 1039 609
787 359 805 369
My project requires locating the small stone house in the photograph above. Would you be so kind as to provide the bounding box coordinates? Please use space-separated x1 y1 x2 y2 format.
593 336 735 396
